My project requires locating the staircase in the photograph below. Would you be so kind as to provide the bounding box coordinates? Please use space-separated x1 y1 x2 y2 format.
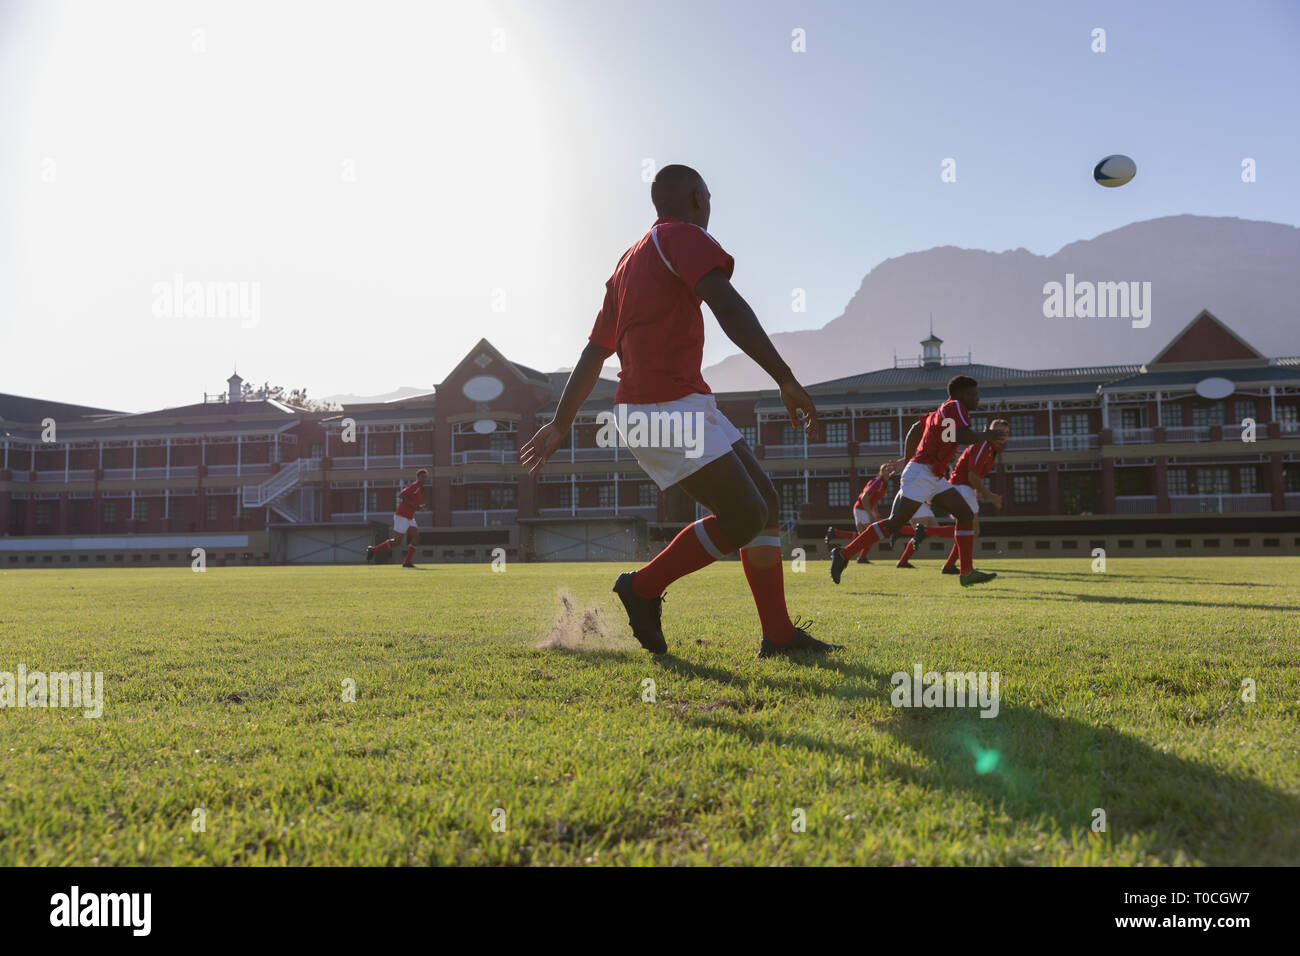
242 459 316 523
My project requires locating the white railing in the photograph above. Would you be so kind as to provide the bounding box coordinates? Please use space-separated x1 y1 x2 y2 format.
328 456 365 470
1164 426 1210 443
242 459 306 509
1280 421 1300 436
855 441 899 456
102 468 132 480
451 509 517 527
1005 435 1053 451
1170 493 1273 514
451 449 511 465
1285 493 1300 511
806 442 849 458
364 455 402 469
763 444 805 459
1114 495 1158 514
1112 427 1154 444
537 506 656 520
1056 434 1099 450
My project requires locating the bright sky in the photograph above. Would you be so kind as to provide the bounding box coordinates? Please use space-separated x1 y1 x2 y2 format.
2 0 1297 412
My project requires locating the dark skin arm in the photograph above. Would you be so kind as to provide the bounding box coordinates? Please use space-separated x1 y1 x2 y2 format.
519 341 614 475
694 269 819 441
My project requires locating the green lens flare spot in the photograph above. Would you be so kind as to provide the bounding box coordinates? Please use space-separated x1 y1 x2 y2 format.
974 749 1000 774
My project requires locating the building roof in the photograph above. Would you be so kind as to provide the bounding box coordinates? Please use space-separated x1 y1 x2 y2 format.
1100 364 1300 391
808 362 1141 391
0 392 123 427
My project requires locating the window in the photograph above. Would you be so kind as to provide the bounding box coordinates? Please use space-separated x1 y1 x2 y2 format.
310 443 323 458
1167 469 1189 496
132 499 149 521
778 482 805 515
1191 402 1225 427
1278 404 1298 425
638 483 657 508
1010 416 1035 437
1012 475 1039 503
558 486 574 508
868 421 892 444
206 499 219 521
970 416 989 432
489 432 514 452
366 490 380 511
403 436 415 454
1057 413 1091 450
828 480 851 508
35 504 51 526
103 502 116 523
597 485 614 508
1233 399 1255 424
466 489 484 509
1285 468 1300 493
1239 467 1259 495
1195 467 1230 494
367 438 379 454
1159 403 1184 428
1061 473 1097 515
823 422 847 445
1118 407 1147 429
780 425 802 447
738 426 757 447
489 487 515 509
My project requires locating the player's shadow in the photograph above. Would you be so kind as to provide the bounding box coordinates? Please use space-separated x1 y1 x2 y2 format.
678 668 1300 865
989 567 1285 588
993 589 1300 614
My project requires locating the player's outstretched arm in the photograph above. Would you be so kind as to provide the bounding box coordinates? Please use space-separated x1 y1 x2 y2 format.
695 269 820 440
519 341 614 475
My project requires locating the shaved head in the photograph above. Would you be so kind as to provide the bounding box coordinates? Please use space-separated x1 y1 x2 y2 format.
650 164 710 227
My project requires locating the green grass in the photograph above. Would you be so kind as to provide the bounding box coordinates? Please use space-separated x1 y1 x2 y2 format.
1 557 1297 866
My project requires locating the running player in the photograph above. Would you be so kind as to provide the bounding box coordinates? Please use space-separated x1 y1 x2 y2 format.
829 377 1006 587
940 421 1007 574
824 461 899 563
365 468 428 568
520 164 841 659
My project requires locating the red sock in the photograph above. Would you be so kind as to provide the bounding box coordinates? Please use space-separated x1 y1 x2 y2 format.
833 529 854 539
633 516 735 598
404 545 415 564
956 524 974 574
897 524 915 537
927 524 957 539
943 542 959 571
842 520 887 559
371 539 393 552
740 528 795 644
897 540 917 565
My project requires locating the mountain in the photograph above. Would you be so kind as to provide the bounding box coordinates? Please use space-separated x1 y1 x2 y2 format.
702 215 1300 390
320 386 432 406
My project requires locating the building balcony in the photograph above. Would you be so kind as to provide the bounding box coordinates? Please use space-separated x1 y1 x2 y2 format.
1163 426 1211 443
451 449 513 465
1170 493 1273 514
451 509 518 527
1114 495 1158 513
1112 427 1153 444
536 505 656 520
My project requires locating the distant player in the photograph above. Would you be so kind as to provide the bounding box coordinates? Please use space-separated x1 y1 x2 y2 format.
939 421 1008 574
521 164 841 658
824 461 898 563
365 468 428 568
829 376 1007 587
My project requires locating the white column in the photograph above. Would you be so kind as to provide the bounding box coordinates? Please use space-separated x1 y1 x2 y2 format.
399 423 405 469
165 438 171 478
896 407 904 455
570 473 576 516
362 480 369 521
237 435 243 476
1047 401 1054 452
1154 393 1160 429
363 426 369 469
3 439 8 469
1269 386 1276 421
613 472 619 516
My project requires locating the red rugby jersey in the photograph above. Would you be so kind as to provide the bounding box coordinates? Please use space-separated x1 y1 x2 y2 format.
854 475 888 512
395 479 423 519
911 397 971 478
950 440 998 487
588 217 734 404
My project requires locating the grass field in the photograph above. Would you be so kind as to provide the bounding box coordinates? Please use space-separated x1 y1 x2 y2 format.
1 557 1297 866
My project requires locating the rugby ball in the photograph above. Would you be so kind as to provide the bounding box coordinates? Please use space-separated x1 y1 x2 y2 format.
1093 154 1136 187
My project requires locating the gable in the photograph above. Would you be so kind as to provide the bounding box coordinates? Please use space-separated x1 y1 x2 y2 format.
1149 311 1262 365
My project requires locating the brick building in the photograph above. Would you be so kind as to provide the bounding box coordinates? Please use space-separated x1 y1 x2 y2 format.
2 310 1297 566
